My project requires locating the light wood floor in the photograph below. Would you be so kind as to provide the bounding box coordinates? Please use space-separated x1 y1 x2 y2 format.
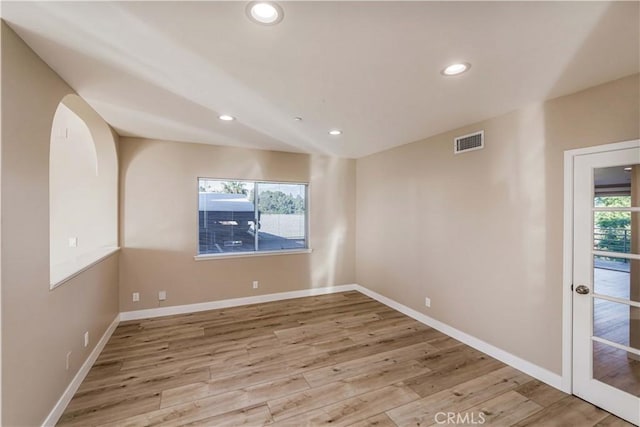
58 291 632 426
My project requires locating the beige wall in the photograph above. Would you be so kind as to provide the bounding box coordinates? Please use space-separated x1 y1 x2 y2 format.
356 74 640 374
118 138 355 312
1 22 120 426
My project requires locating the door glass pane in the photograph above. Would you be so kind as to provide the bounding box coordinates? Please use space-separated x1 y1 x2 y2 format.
593 165 635 207
593 340 640 397
593 211 638 254
594 194 632 208
257 183 307 251
593 297 639 351
594 256 639 303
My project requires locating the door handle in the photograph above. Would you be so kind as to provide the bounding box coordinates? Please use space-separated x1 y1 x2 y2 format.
575 285 590 295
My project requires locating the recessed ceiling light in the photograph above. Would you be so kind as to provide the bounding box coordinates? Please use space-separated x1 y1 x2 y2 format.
328 129 342 136
441 62 471 76
246 2 284 25
294 117 303 121
218 114 235 121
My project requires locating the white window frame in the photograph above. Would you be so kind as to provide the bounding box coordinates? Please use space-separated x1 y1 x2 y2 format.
194 178 311 260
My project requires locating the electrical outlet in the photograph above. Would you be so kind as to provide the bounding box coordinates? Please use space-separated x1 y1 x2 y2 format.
84 331 89 347
68 237 78 248
66 351 72 370
159 290 167 301
132 292 140 302
425 297 431 308
252 281 259 289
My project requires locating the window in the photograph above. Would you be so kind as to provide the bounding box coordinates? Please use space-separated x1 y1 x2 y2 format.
198 178 308 256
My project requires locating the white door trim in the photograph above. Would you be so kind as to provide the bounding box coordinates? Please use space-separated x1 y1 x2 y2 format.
562 138 640 394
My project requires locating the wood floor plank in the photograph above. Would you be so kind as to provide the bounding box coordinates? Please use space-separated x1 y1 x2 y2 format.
293 303 392 326
179 404 273 426
58 391 162 427
161 373 309 409
456 390 542 426
405 347 506 398
119 345 224 371
274 313 382 346
273 384 419 426
77 362 214 395
328 328 445 365
303 341 436 387
425 335 463 351
347 320 431 344
512 395 611 427
97 389 256 427
102 373 306 427
57 292 631 427
82 360 124 380
285 348 336 371
96 342 171 364
595 414 636 426
514 379 567 408
107 326 205 347
166 328 275 354
346 412 398 427
312 336 357 352
117 350 231 374
344 313 420 335
67 367 211 414
268 359 431 421
387 366 531 426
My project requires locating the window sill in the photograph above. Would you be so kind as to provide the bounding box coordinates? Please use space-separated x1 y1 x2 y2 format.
50 246 120 289
194 248 312 261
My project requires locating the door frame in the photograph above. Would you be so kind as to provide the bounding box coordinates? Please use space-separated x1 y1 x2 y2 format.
562 138 640 394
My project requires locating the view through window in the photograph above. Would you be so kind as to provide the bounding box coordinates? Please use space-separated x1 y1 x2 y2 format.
198 178 307 255
594 195 632 260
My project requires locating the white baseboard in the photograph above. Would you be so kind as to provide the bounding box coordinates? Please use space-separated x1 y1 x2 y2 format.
120 283 563 391
119 284 358 321
44 282 565 426
42 314 120 427
353 285 565 391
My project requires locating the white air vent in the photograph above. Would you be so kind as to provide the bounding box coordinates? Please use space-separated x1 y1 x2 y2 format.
454 130 484 154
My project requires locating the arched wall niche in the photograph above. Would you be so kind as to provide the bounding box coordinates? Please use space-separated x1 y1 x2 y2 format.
49 94 118 288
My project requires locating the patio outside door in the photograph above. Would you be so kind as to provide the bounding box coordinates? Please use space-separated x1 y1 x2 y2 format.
573 143 640 425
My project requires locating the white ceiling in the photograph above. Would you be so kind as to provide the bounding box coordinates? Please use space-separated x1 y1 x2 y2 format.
2 1 639 158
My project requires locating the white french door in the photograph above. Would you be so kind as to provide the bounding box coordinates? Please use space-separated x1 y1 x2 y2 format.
573 143 640 425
